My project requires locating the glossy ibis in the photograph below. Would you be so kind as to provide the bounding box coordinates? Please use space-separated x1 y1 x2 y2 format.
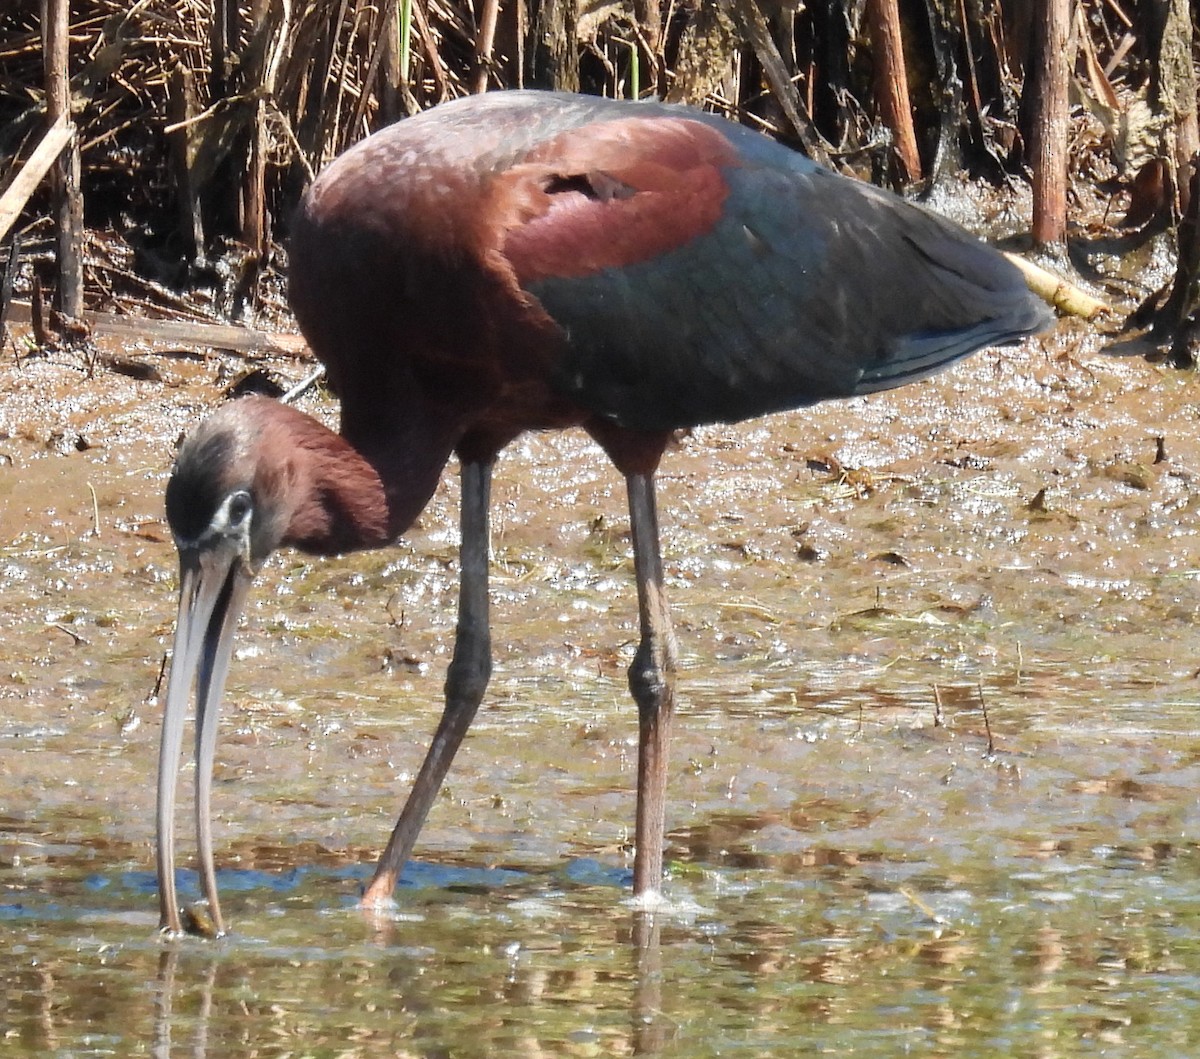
156 90 1052 934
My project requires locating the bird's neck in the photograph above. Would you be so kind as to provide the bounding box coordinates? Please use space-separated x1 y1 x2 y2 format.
361 426 460 546
276 406 457 557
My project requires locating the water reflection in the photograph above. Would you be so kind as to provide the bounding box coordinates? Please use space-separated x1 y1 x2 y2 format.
4 841 1200 1056
153 948 217 1059
630 912 672 1054
145 904 684 1057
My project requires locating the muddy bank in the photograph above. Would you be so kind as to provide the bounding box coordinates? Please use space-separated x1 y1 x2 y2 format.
4 315 1200 1055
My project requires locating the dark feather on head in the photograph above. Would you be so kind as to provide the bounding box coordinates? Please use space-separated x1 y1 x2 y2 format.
166 428 241 545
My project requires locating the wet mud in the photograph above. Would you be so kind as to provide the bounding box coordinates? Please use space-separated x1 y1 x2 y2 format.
3 316 1200 1055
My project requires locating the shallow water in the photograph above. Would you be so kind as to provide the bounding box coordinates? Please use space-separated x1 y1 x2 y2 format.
3 322 1200 1055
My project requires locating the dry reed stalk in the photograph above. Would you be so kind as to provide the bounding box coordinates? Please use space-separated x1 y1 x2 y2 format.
0 0 1158 333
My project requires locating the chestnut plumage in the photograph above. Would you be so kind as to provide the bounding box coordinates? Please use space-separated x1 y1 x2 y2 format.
156 90 1052 934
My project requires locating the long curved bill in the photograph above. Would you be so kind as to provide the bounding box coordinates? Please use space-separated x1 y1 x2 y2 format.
156 543 252 936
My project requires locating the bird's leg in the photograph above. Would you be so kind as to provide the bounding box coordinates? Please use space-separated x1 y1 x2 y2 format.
626 471 678 897
361 459 493 906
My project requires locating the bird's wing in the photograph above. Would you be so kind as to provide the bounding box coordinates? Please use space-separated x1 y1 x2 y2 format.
494 114 1050 432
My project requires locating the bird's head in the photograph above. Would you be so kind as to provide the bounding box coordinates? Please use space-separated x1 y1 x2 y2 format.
165 397 295 575
156 396 315 936
155 396 408 933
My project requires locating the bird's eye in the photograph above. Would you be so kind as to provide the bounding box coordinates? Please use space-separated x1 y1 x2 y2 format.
225 491 252 529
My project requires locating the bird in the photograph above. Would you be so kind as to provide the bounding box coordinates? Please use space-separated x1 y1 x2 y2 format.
155 89 1052 935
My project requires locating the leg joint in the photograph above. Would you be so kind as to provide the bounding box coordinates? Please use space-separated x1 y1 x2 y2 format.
446 637 492 706
628 638 673 718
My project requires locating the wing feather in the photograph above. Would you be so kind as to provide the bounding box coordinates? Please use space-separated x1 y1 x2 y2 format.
493 109 1051 431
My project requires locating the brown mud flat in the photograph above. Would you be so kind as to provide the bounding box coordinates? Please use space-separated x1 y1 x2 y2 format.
1 314 1198 871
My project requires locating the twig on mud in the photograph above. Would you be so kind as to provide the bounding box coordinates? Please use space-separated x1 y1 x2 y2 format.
978 680 995 756
145 651 168 704
281 364 326 404
87 481 101 537
385 590 407 630
50 622 90 645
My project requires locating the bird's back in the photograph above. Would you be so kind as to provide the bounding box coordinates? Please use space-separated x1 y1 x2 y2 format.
289 91 1052 439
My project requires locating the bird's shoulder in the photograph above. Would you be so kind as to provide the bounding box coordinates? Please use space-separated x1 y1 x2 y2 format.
484 102 819 286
